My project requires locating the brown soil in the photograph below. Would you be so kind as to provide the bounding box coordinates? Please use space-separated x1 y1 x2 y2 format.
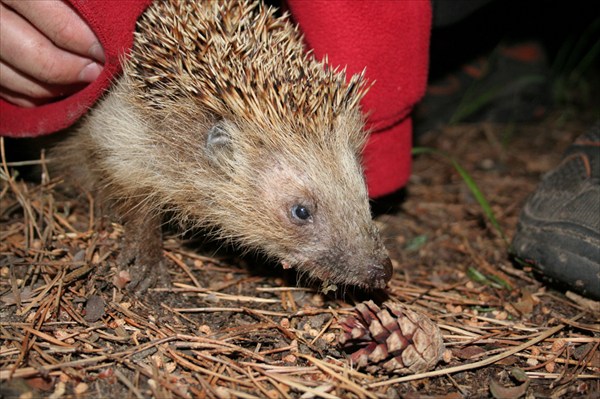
1 115 599 398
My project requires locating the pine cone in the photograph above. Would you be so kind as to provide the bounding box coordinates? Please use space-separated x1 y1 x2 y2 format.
338 300 444 374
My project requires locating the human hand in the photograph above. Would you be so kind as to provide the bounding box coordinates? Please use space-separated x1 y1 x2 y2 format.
0 0 104 107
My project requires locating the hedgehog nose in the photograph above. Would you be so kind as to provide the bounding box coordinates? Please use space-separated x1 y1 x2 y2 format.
382 257 393 281
369 257 393 289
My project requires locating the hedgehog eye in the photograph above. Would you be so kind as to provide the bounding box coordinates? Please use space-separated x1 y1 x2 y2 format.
290 204 311 223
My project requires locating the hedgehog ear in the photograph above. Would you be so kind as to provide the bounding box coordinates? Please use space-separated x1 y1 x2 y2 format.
206 121 233 166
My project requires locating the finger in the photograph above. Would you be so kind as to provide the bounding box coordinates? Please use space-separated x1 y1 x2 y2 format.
0 87 48 108
0 3 102 85
0 60 82 100
3 0 105 63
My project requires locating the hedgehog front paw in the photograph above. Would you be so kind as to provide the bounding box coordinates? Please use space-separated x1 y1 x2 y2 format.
124 249 169 294
116 216 169 294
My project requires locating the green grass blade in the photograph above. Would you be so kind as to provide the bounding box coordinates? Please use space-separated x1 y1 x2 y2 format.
450 75 546 124
405 234 428 252
571 36 600 79
412 147 508 244
563 18 600 75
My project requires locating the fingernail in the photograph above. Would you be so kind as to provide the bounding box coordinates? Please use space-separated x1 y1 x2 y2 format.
79 62 102 83
89 42 105 64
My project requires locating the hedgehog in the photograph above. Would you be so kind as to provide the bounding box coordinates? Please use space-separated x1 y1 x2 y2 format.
57 0 393 293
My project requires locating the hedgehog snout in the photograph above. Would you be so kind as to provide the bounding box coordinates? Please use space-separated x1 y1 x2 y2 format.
366 257 393 289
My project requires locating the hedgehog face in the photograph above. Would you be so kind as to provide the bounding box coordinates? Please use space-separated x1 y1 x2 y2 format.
261 156 392 290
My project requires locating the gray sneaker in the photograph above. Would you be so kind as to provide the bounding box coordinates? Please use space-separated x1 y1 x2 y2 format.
511 125 600 299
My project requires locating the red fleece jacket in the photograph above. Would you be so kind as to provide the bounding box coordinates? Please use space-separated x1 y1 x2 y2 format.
0 1 431 198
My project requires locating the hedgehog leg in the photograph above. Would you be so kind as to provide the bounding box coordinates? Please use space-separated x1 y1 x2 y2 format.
117 209 169 294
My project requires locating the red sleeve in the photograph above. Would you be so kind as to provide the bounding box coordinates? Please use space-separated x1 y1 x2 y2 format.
286 1 431 197
0 0 152 138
